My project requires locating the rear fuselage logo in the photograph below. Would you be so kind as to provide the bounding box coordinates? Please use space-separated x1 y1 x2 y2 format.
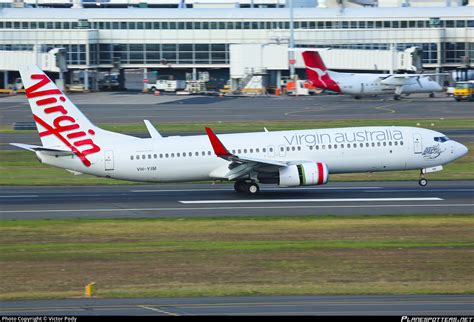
26 74 100 167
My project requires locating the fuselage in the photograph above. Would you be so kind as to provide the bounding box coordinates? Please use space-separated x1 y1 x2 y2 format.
329 71 443 95
37 126 467 183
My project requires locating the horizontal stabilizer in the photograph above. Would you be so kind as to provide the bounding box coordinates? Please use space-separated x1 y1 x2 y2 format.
10 143 75 156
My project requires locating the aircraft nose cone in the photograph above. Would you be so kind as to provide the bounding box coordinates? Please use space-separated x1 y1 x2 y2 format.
459 143 469 157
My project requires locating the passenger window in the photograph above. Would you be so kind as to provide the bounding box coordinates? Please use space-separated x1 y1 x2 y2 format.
263 148 266 153
360 143 363 148
334 144 337 149
316 145 319 150
286 147 290 151
383 142 387 147
366 143 369 147
280 147 284 152
377 142 381 147
202 151 205 156
322 145 326 150
208 151 211 155
371 142 375 147
154 154 157 158
394 141 398 146
136 155 139 159
353 143 357 148
238 149 242 154
291 147 295 151
297 146 301 151
177 153 180 157
142 155 146 159
130 156 134 160
269 148 273 152
171 153 175 158
256 148 260 153
328 145 332 149
309 145 313 150
250 149 253 153
165 153 169 158
195 152 199 156
388 142 392 146
148 154 152 159
400 141 404 146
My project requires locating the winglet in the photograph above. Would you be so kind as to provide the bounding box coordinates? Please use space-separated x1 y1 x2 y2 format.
144 120 163 139
205 127 231 158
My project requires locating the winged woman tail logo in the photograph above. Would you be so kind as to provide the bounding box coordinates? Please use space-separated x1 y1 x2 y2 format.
306 66 329 87
26 73 100 167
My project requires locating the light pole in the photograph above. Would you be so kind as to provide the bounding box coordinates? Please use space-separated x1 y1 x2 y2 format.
288 0 296 80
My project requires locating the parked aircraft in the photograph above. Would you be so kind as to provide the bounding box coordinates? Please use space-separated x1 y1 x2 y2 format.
302 50 444 100
11 66 468 194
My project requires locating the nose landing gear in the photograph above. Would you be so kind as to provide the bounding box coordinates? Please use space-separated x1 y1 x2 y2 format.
418 170 428 187
418 178 428 187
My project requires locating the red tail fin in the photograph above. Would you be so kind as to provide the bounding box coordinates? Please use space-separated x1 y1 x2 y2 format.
302 51 340 93
302 51 327 72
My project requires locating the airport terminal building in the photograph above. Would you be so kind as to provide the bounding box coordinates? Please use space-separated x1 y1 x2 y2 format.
0 5 473 87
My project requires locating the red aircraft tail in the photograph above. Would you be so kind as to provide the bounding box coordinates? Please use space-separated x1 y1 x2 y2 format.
301 51 340 93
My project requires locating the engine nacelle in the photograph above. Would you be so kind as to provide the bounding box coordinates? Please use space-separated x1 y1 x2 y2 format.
279 162 329 187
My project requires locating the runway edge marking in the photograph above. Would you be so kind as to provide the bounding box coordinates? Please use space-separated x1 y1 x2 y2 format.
179 197 444 204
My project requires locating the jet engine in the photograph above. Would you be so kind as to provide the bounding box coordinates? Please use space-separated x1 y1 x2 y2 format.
279 162 329 187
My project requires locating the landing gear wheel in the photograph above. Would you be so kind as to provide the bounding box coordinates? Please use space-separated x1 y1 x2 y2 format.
247 182 260 195
429 92 435 98
234 180 246 193
418 178 428 187
394 94 401 100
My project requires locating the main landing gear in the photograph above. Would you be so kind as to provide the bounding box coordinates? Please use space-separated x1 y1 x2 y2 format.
418 170 428 187
234 180 260 195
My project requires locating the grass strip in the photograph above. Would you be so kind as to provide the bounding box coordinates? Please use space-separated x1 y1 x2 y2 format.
2 118 474 134
1 215 473 300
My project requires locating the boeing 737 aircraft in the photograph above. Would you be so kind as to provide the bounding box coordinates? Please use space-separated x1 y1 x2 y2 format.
11 66 468 194
302 50 444 100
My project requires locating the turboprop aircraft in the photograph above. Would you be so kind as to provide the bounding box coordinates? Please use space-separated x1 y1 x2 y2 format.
10 66 468 194
302 50 445 100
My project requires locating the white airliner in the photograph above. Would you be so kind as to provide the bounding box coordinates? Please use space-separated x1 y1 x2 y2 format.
302 51 445 100
11 66 468 194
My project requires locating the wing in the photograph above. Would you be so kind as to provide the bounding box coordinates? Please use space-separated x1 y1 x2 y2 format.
379 73 448 86
205 127 288 180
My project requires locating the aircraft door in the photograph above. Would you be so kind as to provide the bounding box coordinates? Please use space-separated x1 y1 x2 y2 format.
413 134 423 154
360 83 364 94
104 150 114 170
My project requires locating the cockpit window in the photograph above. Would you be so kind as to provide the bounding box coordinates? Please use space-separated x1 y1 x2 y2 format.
434 136 449 143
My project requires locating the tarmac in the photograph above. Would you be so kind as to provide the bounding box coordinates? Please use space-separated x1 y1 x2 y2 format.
1 295 473 316
1 92 473 126
1 181 473 220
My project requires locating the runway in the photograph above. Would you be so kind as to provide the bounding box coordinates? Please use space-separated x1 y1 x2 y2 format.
1 295 473 316
1 181 472 219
